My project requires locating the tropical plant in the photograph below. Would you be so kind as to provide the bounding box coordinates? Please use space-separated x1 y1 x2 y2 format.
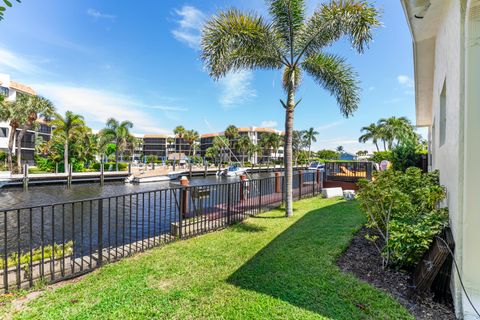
201 0 380 216
269 133 283 164
359 123 381 151
236 135 252 166
357 168 448 268
100 118 133 170
183 129 199 157
224 125 239 162
0 0 21 21
336 145 344 153
302 127 318 163
14 94 55 171
377 116 415 150
316 149 339 160
0 97 22 171
51 111 86 172
292 130 306 166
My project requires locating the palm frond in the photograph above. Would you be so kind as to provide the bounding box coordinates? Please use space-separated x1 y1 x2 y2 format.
302 53 360 117
268 0 306 55
201 9 285 79
296 0 380 61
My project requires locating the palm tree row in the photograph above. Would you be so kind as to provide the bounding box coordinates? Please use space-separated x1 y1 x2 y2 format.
201 0 380 217
359 116 416 151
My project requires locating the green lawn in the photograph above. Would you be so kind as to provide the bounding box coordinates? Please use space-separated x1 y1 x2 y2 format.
9 197 412 319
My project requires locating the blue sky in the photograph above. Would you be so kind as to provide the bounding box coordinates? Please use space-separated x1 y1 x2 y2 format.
0 0 421 152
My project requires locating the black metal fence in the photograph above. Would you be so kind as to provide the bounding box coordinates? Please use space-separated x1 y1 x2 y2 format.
0 171 322 292
324 162 373 182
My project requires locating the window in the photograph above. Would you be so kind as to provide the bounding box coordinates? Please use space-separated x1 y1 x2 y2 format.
0 127 8 138
439 80 447 147
0 86 8 97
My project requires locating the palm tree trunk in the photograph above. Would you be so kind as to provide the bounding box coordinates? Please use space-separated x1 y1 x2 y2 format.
7 125 17 172
383 140 386 151
284 107 294 217
64 140 69 173
375 142 380 152
16 126 28 172
308 143 311 164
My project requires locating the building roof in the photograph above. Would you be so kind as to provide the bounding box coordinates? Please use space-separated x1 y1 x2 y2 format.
10 80 36 96
201 133 220 139
401 0 449 127
144 134 169 139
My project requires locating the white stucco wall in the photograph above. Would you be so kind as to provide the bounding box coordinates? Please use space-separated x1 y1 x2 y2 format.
428 1 466 317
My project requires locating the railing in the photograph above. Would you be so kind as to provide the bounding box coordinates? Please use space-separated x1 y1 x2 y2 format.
0 171 322 292
324 162 373 182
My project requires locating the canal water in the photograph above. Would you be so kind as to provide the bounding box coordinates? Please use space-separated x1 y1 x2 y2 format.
0 172 291 257
0 173 274 210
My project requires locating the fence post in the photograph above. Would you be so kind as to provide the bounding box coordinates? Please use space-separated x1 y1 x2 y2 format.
23 164 29 190
100 162 105 186
67 163 72 188
258 179 262 212
298 170 303 199
180 177 189 219
240 175 246 201
97 198 103 267
312 172 316 197
275 172 281 193
189 162 192 179
128 163 131 175
204 158 208 177
227 183 231 225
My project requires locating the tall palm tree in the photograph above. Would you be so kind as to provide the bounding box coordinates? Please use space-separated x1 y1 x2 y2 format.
14 95 55 171
101 118 134 171
173 125 185 154
336 145 344 153
359 123 381 152
51 111 86 172
236 135 252 165
224 125 239 162
0 97 22 171
183 130 199 157
302 127 318 163
377 116 414 150
268 133 283 165
201 0 380 217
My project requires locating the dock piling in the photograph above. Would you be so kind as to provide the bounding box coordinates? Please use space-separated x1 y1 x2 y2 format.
100 162 105 186
22 164 29 190
67 163 72 187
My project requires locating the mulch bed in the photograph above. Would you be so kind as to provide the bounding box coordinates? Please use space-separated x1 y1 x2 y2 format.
337 227 455 320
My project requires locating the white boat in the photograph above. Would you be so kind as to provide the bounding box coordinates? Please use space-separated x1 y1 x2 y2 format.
218 165 248 177
0 171 11 188
307 161 325 172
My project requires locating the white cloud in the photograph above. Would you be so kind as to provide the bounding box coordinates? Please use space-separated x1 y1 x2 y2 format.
397 75 414 88
315 120 343 131
87 9 116 21
172 6 205 49
368 86 375 91
260 120 278 128
218 70 256 108
33 84 171 134
0 46 44 75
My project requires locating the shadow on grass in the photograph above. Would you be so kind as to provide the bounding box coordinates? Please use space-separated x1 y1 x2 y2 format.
227 200 407 319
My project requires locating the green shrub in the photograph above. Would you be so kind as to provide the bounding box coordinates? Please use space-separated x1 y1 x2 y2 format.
92 162 128 171
391 138 421 171
357 167 448 269
0 150 6 162
370 151 392 163
1 241 73 269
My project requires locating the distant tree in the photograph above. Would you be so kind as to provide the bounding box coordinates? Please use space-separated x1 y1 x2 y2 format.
51 111 86 172
173 126 185 138
14 94 55 172
336 145 344 153
317 149 339 160
302 127 318 163
359 123 381 152
100 118 134 170
224 125 239 162
236 135 252 166
183 130 199 157
377 116 415 150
